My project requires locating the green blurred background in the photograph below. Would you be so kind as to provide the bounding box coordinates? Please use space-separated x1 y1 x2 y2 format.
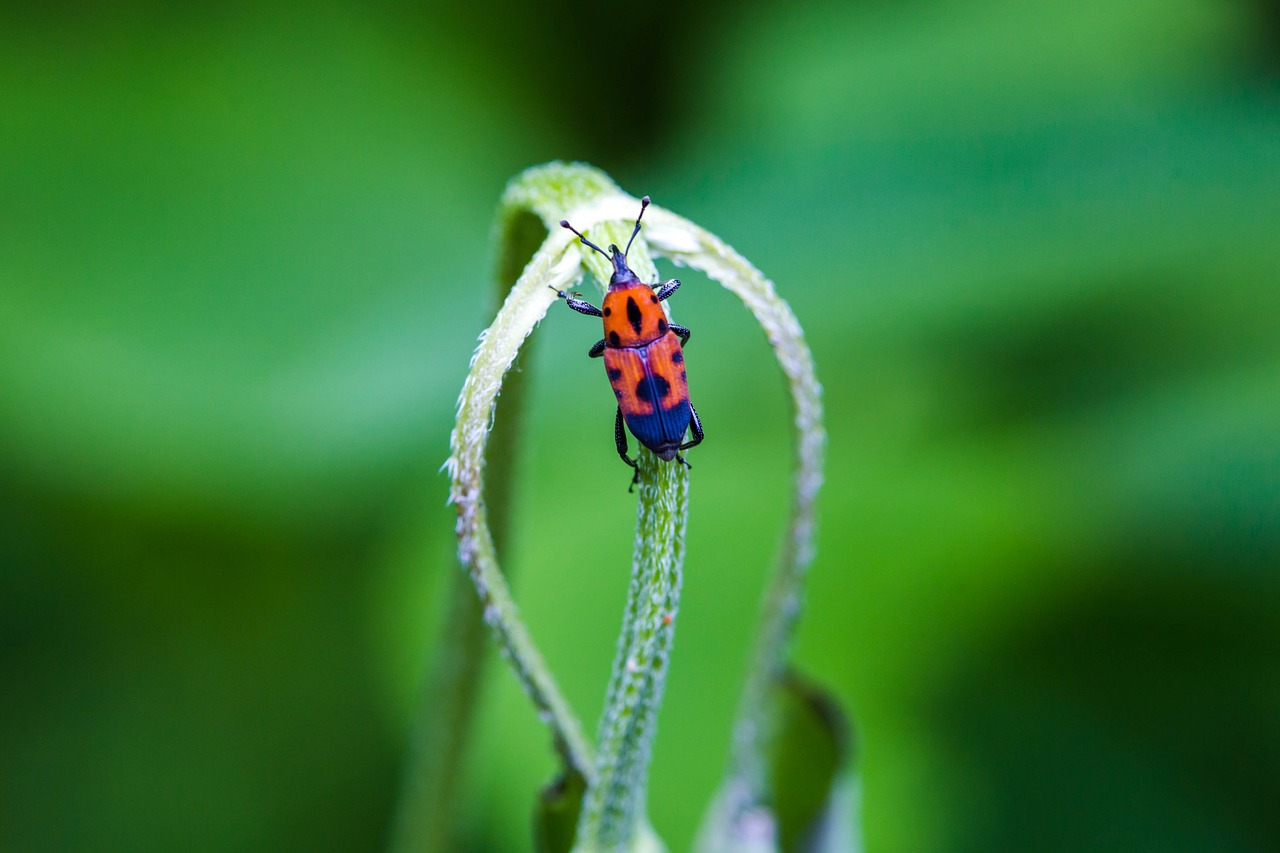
3 1 1278 850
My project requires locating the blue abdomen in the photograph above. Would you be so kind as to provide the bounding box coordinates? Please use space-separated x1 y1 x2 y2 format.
625 397 691 459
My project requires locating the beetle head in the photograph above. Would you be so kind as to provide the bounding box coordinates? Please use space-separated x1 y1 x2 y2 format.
607 244 640 287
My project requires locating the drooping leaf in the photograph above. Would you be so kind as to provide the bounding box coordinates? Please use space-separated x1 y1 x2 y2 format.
534 766 587 853
696 671 859 853
767 670 859 853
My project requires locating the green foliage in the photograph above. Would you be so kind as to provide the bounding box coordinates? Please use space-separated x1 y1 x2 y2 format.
429 163 834 849
767 673 856 853
2 1 1278 851
536 768 587 853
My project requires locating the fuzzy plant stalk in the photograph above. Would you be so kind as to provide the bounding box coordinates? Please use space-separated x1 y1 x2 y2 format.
568 252 687 849
640 202 827 847
441 163 688 850
387 196 552 853
405 161 825 852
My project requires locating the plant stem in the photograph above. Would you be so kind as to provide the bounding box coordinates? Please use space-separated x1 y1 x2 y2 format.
575 351 689 852
644 212 826 814
432 161 684 803
446 228 593 775
398 161 813 851
387 203 548 853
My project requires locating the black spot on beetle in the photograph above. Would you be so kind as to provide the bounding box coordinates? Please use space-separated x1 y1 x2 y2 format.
658 318 668 334
635 374 672 403
671 349 683 364
607 367 622 381
609 331 621 347
626 296 643 334
650 294 658 303
614 388 622 398
604 306 612 316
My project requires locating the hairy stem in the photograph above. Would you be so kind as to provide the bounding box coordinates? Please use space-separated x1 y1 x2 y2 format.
644 212 826 818
570 221 688 851
397 161 817 852
388 202 550 852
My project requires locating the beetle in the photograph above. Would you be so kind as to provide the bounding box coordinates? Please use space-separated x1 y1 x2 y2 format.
551 196 703 490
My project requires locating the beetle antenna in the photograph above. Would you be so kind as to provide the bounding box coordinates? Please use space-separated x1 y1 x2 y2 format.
623 196 650 258
560 219 611 260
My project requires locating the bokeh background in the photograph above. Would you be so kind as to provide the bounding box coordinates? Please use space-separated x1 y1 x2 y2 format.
3 1 1279 850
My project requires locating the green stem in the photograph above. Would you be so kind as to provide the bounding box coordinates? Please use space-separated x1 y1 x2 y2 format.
446 194 599 776
572 239 688 851
398 161 811 852
387 200 548 853
643 212 826 816
436 161 689 807
387 570 491 853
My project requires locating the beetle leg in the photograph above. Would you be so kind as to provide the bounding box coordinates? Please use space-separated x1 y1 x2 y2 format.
669 324 691 347
679 404 704 452
654 278 682 302
615 406 640 491
548 286 603 318
588 339 606 358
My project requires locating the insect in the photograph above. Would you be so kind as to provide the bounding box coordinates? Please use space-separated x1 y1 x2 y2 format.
551 196 703 490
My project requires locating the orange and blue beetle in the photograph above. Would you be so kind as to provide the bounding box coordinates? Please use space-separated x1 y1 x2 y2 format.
551 196 703 490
